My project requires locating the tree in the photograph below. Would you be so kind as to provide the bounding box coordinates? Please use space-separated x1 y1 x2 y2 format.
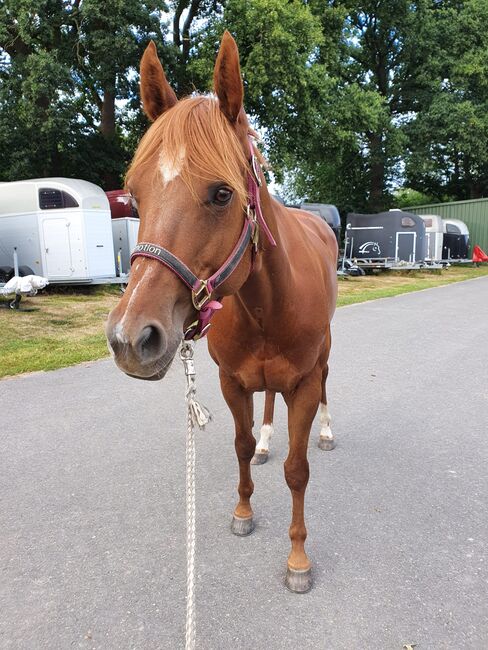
188 0 325 172
0 1 170 188
0 0 76 179
404 0 488 201
69 0 169 187
170 0 222 93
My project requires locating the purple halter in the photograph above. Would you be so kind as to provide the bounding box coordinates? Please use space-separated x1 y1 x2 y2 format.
130 137 276 341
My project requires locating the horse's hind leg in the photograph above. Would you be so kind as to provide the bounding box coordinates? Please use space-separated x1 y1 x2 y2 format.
220 370 256 536
283 365 322 593
318 364 335 451
251 390 275 465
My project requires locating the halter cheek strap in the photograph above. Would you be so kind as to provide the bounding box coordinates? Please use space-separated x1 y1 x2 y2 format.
130 136 276 341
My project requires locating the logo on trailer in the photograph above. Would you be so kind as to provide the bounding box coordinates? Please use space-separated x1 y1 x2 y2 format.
359 241 381 255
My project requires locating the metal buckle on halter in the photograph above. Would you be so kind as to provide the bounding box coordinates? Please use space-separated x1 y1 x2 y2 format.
193 322 211 340
247 205 260 250
251 154 262 187
192 280 211 310
184 319 211 341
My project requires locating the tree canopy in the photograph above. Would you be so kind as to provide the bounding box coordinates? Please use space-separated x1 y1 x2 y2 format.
1 0 488 211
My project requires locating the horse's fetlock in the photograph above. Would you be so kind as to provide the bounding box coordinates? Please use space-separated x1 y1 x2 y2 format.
289 524 307 543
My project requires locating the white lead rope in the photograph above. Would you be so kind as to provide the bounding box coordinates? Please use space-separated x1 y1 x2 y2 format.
179 341 212 650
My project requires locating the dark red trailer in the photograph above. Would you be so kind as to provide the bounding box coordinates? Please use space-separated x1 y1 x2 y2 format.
106 190 138 219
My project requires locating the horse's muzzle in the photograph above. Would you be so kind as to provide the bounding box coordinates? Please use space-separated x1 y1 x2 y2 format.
105 317 177 380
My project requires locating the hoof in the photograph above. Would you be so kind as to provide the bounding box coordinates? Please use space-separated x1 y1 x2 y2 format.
231 515 255 536
251 450 269 465
285 567 312 593
318 436 336 451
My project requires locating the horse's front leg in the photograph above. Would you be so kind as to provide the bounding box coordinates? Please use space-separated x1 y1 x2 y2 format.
251 390 275 465
219 370 256 536
283 365 322 593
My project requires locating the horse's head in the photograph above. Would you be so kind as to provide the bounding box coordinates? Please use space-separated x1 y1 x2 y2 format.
106 32 261 380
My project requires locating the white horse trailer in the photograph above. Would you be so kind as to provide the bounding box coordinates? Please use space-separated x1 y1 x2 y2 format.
0 178 117 284
419 214 444 262
111 217 139 276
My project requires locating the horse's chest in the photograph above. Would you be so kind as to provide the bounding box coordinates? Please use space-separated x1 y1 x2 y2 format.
220 339 303 393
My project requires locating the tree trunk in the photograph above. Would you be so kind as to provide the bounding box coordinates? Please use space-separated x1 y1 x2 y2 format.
100 84 119 189
368 132 386 211
101 86 115 138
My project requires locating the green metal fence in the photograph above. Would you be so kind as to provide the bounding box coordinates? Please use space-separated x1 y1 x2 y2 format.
408 198 488 254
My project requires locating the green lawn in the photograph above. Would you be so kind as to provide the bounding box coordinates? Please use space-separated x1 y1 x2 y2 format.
0 286 121 378
336 264 488 306
1 265 487 379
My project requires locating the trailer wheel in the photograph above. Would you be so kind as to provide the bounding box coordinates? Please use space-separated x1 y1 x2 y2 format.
18 265 35 277
0 266 14 283
10 294 22 309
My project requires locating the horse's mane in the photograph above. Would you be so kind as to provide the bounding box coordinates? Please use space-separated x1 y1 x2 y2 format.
126 95 260 208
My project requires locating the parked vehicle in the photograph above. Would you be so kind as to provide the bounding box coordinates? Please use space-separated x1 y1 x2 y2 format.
419 214 444 263
300 203 341 244
442 218 470 260
0 178 117 284
344 210 426 269
106 190 137 219
112 217 140 276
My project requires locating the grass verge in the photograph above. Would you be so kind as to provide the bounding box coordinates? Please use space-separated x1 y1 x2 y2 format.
1 265 487 379
0 286 121 379
336 264 488 306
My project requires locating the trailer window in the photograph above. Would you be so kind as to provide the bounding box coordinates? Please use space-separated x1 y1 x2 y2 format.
401 216 416 227
446 223 461 234
39 188 79 209
423 218 433 227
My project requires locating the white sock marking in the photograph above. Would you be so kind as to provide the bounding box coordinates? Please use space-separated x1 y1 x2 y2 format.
255 423 273 453
319 403 333 440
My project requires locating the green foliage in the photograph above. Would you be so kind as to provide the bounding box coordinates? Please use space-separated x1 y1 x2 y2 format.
0 0 168 187
392 188 435 209
190 0 325 167
403 0 488 201
2 0 488 210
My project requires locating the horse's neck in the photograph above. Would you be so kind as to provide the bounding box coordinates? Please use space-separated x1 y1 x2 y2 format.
236 199 292 324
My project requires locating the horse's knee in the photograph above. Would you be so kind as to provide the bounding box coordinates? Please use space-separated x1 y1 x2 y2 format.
235 432 256 461
284 457 309 492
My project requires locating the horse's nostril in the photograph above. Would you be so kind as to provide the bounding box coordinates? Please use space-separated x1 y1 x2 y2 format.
136 325 165 362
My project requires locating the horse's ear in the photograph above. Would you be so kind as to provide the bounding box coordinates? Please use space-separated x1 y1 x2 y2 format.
140 41 177 121
213 31 243 123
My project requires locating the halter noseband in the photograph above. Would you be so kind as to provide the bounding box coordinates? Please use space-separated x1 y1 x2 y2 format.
130 137 276 341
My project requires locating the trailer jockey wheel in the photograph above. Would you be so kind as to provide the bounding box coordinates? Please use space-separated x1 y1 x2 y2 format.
9 294 22 310
18 265 35 277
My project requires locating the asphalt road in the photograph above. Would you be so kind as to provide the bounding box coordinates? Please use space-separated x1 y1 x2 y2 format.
1 277 488 650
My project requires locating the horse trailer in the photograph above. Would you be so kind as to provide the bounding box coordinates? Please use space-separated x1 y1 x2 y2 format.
0 178 117 284
112 217 140 276
106 190 137 219
301 203 341 244
419 214 444 262
408 198 487 256
442 218 470 260
345 211 426 268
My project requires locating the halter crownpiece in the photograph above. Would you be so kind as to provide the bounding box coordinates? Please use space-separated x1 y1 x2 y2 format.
130 136 276 341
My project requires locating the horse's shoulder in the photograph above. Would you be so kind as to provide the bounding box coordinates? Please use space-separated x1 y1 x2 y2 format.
282 206 336 247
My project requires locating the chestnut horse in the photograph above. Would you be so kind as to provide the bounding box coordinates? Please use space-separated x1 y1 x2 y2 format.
106 32 337 593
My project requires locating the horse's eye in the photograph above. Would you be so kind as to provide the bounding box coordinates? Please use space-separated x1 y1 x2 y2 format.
213 187 233 206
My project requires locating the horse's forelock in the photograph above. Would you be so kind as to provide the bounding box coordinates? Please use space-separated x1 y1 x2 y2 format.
126 96 250 208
